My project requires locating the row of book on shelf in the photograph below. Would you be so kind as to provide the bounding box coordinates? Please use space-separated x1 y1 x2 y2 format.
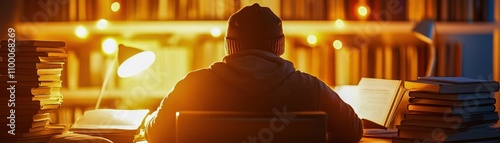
0 40 67 142
21 0 496 21
300 40 462 86
352 0 496 22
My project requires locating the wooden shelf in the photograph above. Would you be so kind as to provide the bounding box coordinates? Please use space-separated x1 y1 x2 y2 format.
15 21 500 38
61 88 166 102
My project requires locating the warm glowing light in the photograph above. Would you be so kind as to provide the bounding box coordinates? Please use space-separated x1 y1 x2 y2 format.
335 19 344 28
211 27 221 37
75 26 88 38
333 40 343 50
307 35 317 45
358 6 368 16
111 2 120 12
117 51 156 78
96 19 108 29
108 109 149 126
102 38 118 55
176 112 180 117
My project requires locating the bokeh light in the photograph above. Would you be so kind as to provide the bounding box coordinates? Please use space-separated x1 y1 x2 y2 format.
358 6 368 17
335 19 344 28
211 27 221 37
75 26 88 38
102 38 118 55
307 35 317 45
333 40 343 50
96 19 108 29
111 2 120 12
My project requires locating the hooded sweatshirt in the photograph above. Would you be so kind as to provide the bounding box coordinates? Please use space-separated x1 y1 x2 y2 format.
146 50 363 143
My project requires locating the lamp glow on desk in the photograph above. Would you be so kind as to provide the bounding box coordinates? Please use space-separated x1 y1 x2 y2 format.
95 44 156 109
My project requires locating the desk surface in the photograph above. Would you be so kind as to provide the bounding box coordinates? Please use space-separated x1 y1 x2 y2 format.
360 137 392 142
136 137 392 143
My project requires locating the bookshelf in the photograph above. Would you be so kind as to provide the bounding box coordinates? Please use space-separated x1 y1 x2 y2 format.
11 0 500 125
14 1 500 88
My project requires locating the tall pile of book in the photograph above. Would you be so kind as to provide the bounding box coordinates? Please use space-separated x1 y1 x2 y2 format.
394 76 500 142
0 40 67 142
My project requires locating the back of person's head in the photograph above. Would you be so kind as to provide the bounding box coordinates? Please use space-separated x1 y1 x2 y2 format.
225 3 285 56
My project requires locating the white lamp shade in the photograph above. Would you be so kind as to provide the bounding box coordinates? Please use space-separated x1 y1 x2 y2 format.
116 44 156 78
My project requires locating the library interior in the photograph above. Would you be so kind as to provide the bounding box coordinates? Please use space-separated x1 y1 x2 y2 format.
0 0 500 142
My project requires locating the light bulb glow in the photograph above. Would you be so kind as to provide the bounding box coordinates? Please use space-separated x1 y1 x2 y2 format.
358 6 368 16
102 38 118 55
75 26 88 38
117 51 156 78
335 19 344 28
96 19 108 29
307 35 317 45
211 27 221 37
333 40 343 50
111 2 120 12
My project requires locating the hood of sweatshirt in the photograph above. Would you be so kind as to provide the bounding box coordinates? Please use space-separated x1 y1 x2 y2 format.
210 49 295 95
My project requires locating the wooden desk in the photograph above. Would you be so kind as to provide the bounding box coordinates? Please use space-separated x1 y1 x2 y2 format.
360 137 392 142
136 137 392 143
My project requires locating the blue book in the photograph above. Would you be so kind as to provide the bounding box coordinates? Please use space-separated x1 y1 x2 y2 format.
404 77 499 94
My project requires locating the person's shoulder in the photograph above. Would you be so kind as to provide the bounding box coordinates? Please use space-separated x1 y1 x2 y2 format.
290 70 321 82
183 68 215 80
172 68 217 89
287 71 319 85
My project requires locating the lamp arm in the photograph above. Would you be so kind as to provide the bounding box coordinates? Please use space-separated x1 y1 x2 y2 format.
425 44 436 77
95 56 118 109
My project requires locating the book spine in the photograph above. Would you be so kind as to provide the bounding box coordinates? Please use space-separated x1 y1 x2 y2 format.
453 41 462 77
484 0 495 22
375 46 384 78
439 0 448 21
280 0 292 20
350 47 361 84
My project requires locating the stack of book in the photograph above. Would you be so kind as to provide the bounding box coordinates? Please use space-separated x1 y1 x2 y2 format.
0 40 67 142
394 76 500 142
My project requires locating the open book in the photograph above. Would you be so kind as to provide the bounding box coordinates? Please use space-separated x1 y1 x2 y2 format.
70 109 149 134
71 109 150 132
334 78 405 128
70 109 150 143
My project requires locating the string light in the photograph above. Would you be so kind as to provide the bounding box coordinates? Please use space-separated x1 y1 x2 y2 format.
111 2 120 12
75 26 88 38
358 6 368 17
307 35 317 45
96 19 108 29
211 27 221 37
335 19 344 28
102 38 118 55
333 40 343 50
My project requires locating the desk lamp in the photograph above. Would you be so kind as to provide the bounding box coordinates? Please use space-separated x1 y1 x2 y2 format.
70 44 155 142
412 19 436 77
95 44 156 109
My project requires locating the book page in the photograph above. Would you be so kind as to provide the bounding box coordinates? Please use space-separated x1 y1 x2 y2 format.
357 78 401 126
71 109 150 130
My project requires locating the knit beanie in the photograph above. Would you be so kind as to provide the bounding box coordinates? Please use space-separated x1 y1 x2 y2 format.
225 3 285 56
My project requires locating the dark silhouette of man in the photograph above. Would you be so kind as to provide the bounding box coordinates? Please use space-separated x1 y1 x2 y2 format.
146 3 363 143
